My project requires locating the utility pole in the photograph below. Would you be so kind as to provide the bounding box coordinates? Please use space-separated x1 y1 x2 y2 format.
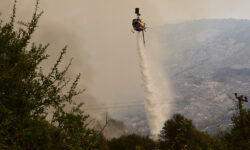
234 93 248 128
234 93 248 140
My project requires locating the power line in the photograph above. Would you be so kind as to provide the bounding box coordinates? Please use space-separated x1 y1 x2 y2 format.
83 101 177 110
83 100 144 107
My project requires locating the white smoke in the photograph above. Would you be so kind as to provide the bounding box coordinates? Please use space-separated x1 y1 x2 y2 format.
136 32 173 138
0 0 175 137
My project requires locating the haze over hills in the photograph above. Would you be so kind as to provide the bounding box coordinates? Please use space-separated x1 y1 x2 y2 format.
113 19 250 137
156 19 250 133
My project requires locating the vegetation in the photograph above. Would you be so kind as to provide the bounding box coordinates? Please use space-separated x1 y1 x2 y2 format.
158 93 250 150
0 1 249 150
217 93 250 150
159 114 216 150
0 1 101 149
105 134 157 150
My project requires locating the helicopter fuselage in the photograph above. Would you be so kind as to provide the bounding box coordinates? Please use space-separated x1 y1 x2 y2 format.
132 18 146 32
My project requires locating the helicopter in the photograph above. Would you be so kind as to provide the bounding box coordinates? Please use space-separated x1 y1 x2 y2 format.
132 8 147 45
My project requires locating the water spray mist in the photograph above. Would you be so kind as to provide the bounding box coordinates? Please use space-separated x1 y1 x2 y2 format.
136 32 169 138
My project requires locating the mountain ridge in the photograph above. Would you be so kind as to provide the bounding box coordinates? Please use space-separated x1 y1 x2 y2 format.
155 19 250 133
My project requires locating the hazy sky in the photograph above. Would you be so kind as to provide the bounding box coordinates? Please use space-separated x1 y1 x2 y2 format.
154 0 250 23
1 0 250 118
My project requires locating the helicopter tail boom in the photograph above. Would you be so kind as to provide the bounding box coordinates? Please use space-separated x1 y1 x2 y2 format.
135 8 141 17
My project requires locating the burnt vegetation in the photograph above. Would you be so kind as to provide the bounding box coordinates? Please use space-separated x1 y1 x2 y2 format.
0 1 249 150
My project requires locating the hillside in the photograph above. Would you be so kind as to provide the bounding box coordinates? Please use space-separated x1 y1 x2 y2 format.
156 19 250 133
